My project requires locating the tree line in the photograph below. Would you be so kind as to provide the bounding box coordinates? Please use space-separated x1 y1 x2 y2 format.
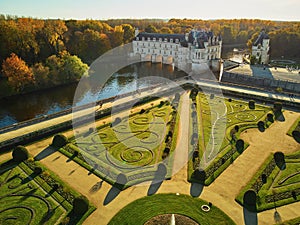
0 15 299 96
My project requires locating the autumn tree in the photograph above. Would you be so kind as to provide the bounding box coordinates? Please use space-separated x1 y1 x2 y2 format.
32 62 50 87
122 24 135 43
160 27 173 34
2 53 34 92
109 25 124 48
145 24 158 33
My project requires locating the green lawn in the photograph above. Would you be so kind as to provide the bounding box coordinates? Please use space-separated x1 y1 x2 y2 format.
189 94 272 185
109 193 236 225
287 116 300 136
236 150 300 212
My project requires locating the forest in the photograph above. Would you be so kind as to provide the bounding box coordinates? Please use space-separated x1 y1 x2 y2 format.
0 15 300 96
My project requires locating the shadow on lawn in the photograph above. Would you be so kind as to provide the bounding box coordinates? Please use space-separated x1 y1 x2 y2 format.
34 146 56 161
190 182 204 197
243 207 258 225
147 163 167 196
103 186 121 206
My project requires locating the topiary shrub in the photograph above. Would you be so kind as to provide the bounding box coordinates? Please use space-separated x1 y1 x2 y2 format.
274 152 285 170
257 121 265 132
52 183 59 190
236 139 245 153
210 93 215 99
12 145 29 162
72 195 89 215
140 108 145 114
261 174 267 184
248 100 255 109
292 130 300 143
273 102 282 113
192 169 206 184
34 166 43 175
267 113 274 123
243 190 257 212
52 134 68 148
193 151 199 159
234 125 239 132
228 98 232 102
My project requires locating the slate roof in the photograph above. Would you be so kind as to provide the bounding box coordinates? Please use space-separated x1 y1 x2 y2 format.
136 30 221 49
253 30 269 46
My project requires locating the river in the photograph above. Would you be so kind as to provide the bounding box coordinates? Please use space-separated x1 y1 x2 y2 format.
0 47 242 129
0 62 186 128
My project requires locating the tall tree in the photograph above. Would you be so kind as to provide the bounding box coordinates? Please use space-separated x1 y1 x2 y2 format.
122 24 135 43
145 24 158 33
2 53 34 92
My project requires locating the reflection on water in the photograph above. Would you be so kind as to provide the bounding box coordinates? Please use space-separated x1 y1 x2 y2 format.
0 62 186 128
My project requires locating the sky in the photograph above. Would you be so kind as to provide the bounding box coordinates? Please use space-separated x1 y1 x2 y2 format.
0 0 299 21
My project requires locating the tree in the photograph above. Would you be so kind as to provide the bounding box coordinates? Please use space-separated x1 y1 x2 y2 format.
60 52 88 81
160 27 173 34
12 145 29 162
2 53 34 92
122 24 135 43
32 62 50 87
109 25 124 48
145 25 158 33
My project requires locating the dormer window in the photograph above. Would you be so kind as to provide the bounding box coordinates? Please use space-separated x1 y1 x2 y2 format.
159 38 162 42
153 38 156 41
142 37 145 41
170 38 173 43
164 38 168 42
175 39 179 43
147 37 150 41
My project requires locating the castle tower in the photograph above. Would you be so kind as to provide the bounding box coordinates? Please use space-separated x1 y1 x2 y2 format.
252 30 270 64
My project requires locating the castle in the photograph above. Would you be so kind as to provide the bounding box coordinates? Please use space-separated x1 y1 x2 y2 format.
132 29 222 71
251 30 270 64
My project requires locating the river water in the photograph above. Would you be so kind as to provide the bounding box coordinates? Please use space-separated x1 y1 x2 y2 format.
0 47 240 129
0 62 186 128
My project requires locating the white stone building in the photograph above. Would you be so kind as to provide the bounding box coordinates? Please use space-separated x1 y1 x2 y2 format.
132 29 222 71
252 30 270 64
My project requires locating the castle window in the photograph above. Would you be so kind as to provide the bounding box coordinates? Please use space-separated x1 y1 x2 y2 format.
136 37 139 41
153 38 156 41
159 38 162 42
142 37 145 41
175 39 179 43
170 38 173 43
147 37 151 41
164 38 168 42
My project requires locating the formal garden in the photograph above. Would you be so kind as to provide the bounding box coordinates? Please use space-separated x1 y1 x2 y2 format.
236 149 300 212
0 146 95 225
58 96 180 189
108 193 236 225
188 89 274 185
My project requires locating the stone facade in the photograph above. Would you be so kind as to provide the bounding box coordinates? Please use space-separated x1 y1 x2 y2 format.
132 29 222 72
252 30 270 64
